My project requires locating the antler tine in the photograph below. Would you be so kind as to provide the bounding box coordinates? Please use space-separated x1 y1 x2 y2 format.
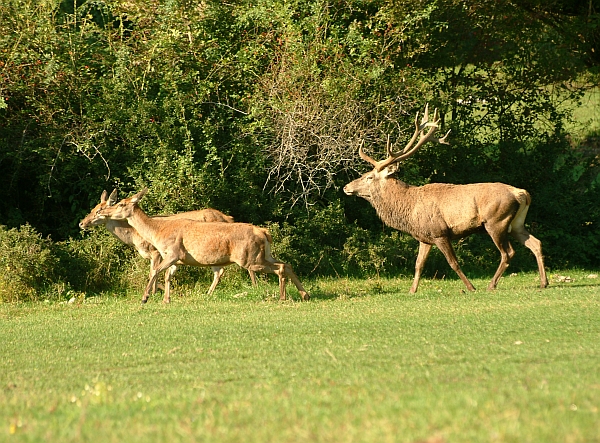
433 129 452 145
385 134 393 156
393 110 444 162
394 105 435 156
421 103 429 126
358 139 380 168
400 105 438 156
399 112 421 155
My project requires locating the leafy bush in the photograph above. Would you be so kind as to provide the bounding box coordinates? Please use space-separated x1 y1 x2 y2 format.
342 228 415 278
59 229 139 294
0 224 59 302
266 202 353 276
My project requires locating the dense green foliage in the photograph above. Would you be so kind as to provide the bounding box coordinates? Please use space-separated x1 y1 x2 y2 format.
1 0 599 298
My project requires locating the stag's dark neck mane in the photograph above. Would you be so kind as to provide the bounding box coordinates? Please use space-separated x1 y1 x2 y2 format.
368 177 419 233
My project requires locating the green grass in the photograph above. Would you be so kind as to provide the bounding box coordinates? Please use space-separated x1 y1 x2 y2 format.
1 271 599 443
568 86 600 142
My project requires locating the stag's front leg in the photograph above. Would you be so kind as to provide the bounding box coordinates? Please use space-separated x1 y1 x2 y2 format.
410 242 432 293
248 270 257 286
434 238 476 292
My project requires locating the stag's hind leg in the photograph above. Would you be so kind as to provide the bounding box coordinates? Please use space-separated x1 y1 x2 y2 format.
485 225 516 290
510 228 549 289
509 204 549 289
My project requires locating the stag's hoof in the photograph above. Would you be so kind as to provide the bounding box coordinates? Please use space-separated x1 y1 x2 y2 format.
141 298 148 304
302 293 310 301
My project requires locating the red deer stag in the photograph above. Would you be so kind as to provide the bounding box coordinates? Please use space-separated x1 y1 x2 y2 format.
96 188 309 303
343 104 548 293
79 190 257 301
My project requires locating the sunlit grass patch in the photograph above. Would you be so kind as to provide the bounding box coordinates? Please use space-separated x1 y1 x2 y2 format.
1 271 598 442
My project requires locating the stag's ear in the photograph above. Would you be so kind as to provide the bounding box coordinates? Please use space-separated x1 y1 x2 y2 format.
107 189 118 206
100 190 108 203
382 163 399 177
131 187 149 204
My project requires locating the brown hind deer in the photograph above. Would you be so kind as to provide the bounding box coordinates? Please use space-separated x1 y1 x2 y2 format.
343 104 548 293
79 190 256 301
96 188 309 303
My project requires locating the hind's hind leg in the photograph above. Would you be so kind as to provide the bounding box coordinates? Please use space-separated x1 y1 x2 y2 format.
282 263 309 301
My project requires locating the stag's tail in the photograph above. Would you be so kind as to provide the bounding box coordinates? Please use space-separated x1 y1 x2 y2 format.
509 188 532 233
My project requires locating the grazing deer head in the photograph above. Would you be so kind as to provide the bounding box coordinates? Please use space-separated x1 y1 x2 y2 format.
79 189 118 230
344 104 548 293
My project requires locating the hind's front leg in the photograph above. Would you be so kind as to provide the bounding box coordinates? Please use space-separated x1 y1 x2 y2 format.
143 255 178 304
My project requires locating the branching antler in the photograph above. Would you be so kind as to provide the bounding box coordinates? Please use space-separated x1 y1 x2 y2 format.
359 104 451 172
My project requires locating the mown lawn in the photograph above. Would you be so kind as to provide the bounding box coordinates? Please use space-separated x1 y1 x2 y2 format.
1 271 599 443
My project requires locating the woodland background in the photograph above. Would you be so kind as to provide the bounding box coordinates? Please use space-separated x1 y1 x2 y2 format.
0 0 599 300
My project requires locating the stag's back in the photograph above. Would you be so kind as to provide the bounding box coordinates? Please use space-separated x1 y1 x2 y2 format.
376 181 525 241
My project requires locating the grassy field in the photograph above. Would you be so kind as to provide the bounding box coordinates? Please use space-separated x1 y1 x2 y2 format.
1 271 599 443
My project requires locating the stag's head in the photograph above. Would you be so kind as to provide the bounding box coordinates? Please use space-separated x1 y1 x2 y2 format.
97 188 148 221
79 189 118 229
343 104 450 200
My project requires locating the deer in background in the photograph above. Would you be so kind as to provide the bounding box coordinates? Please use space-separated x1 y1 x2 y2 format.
344 104 548 293
79 190 257 302
96 188 309 303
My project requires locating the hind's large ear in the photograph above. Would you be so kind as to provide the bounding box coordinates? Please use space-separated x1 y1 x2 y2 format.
108 189 118 206
100 190 108 203
131 187 148 204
